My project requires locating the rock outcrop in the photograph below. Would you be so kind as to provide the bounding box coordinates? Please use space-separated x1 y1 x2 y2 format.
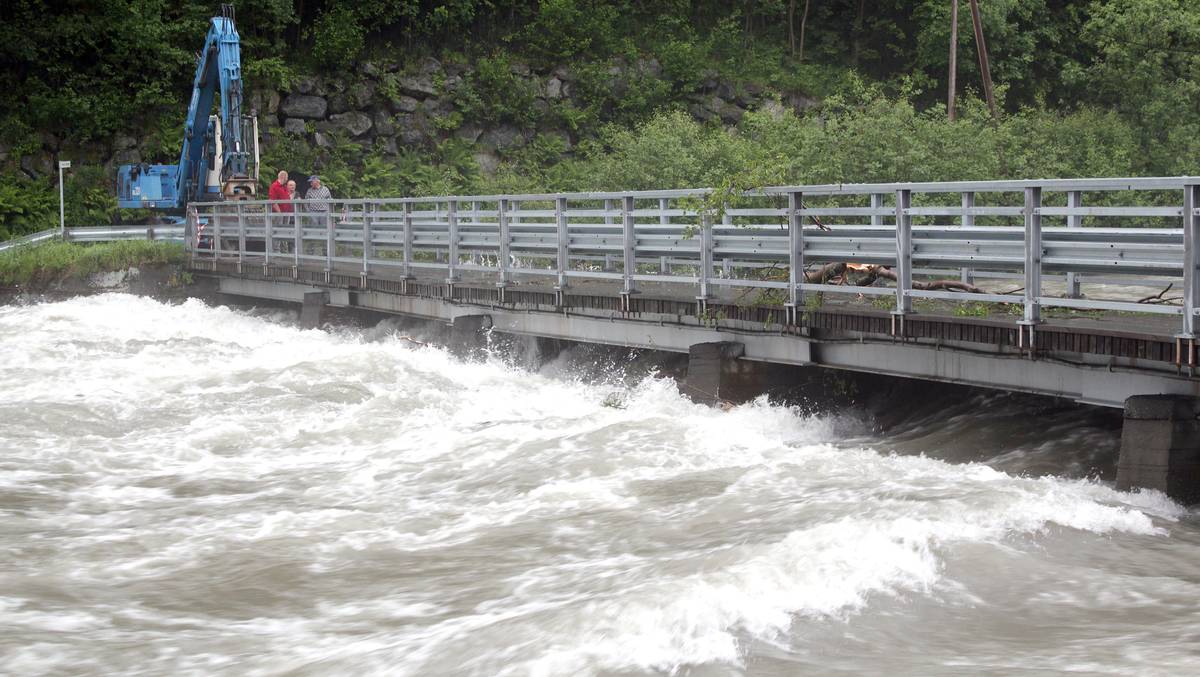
11 55 818 181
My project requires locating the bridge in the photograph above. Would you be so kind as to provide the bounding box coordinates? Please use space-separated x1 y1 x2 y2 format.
185 176 1200 501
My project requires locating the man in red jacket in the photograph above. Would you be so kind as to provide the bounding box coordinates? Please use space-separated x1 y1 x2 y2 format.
268 170 291 212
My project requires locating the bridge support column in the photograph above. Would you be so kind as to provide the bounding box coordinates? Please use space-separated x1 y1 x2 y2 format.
1117 395 1200 504
300 291 330 329
683 342 796 406
450 314 493 361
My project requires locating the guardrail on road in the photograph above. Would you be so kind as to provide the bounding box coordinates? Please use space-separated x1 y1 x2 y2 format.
0 225 184 254
66 225 184 242
0 228 57 254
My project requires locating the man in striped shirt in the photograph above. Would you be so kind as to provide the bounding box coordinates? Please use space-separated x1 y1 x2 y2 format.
304 175 332 234
306 175 332 212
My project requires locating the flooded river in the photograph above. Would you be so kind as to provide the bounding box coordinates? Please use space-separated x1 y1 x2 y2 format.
1 295 1196 675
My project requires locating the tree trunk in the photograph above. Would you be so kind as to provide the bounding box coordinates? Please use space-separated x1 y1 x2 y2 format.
294 0 305 48
948 0 959 121
968 0 999 124
744 1 752 49
852 0 865 67
788 0 797 57
798 0 812 62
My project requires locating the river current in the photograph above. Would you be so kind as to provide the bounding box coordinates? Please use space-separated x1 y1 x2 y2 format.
1 294 1197 676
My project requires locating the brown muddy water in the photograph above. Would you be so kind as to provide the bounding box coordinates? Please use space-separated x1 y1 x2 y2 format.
1 294 1196 676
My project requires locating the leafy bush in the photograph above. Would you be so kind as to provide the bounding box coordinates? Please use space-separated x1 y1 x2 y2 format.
244 56 297 91
452 54 542 127
518 0 621 63
308 5 364 69
519 88 1142 195
0 176 56 240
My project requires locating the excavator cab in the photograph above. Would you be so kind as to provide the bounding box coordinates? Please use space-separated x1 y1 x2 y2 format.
117 112 258 210
203 114 260 202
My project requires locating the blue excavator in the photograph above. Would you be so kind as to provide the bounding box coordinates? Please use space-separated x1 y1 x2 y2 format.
117 5 259 212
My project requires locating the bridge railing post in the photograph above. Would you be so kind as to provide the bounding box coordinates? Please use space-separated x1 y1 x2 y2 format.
698 210 713 308
604 198 615 271
1066 190 1083 298
236 203 246 272
325 209 334 279
555 196 569 297
960 191 975 285
184 207 197 266
894 189 913 315
213 208 223 261
497 198 511 293
292 206 300 275
1184 184 1200 337
624 195 643 312
264 205 273 271
870 193 884 226
470 200 479 268
289 197 298 253
787 190 805 323
402 202 413 280
1022 186 1043 339
361 200 373 280
447 199 459 286
659 197 670 274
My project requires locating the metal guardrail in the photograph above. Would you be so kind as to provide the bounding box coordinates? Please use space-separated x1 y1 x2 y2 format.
0 228 57 253
0 225 184 253
65 225 184 242
188 176 1200 336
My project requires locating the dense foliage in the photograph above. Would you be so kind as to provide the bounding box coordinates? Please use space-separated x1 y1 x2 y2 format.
1 1 1197 235
0 240 184 287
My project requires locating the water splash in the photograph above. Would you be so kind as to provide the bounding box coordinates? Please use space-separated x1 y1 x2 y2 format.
0 295 1193 677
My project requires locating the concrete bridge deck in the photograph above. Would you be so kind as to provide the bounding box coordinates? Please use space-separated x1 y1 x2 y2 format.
195 255 1199 410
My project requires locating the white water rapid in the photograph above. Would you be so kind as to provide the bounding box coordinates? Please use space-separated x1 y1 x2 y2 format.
1 294 1196 676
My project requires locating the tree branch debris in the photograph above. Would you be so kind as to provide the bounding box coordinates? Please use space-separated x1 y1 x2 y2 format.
802 262 984 293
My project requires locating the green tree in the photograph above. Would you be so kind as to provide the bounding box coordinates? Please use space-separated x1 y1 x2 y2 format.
1079 0 1200 173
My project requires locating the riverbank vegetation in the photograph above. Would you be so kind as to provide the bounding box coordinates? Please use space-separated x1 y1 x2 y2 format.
1 1 1196 234
0 241 184 288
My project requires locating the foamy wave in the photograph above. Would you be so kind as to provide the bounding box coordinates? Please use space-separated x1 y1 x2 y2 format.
0 294 1189 677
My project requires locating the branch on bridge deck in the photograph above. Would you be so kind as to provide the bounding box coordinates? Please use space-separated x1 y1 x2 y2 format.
804 262 848 283
1137 283 1181 305
803 262 984 294
870 266 985 293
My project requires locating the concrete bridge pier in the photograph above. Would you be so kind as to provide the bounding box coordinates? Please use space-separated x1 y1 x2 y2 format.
683 342 798 406
1117 395 1200 504
450 314 493 361
300 291 330 329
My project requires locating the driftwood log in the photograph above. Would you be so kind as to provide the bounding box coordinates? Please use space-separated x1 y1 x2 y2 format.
803 262 985 294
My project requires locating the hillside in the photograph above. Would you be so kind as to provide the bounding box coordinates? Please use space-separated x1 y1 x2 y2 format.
1 0 1196 238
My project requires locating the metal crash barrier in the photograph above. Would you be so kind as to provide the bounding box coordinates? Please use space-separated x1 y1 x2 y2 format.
188 176 1200 335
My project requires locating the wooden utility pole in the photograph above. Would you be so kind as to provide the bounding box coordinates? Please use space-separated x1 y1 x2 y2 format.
948 0 959 121
968 0 999 123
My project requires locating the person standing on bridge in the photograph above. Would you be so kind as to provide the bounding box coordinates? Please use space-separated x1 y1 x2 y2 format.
267 170 292 253
303 175 332 242
268 170 289 211
305 175 331 215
